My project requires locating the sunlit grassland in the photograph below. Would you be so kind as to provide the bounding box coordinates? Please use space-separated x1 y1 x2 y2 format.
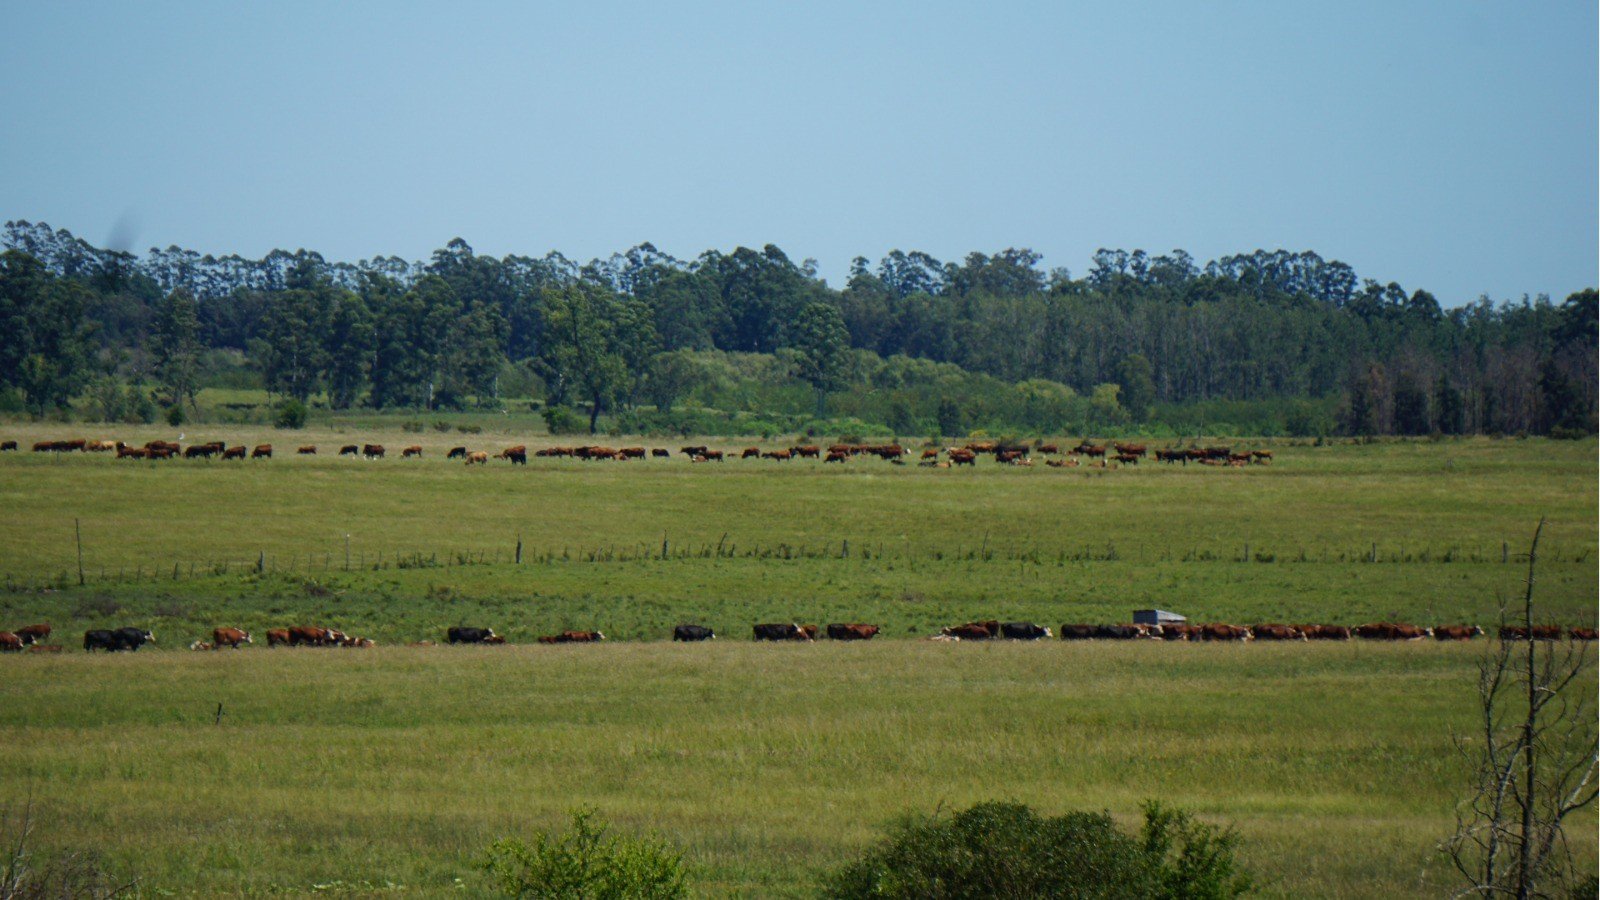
5 642 1591 897
0 428 1593 896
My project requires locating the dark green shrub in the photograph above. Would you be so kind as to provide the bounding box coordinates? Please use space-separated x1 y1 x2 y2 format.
273 399 307 429
433 420 453 432
542 405 583 435
164 404 185 427
481 808 687 899
822 800 1251 900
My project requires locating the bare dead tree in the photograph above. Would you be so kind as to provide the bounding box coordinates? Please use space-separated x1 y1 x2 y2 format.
1442 519 1598 898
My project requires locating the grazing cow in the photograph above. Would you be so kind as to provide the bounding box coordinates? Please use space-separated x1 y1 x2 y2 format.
621 447 646 459
447 626 498 644
1198 623 1252 642
85 628 153 652
941 620 1000 640
221 446 247 460
762 449 793 461
680 445 709 457
826 623 879 641
447 446 467 459
296 445 317 455
0 440 15 451
1113 453 1140 465
652 448 670 458
212 627 252 649
0 632 21 652
185 442 223 459
251 444 272 459
402 445 423 458
362 444 386 459
701 450 724 462
753 623 808 642
500 445 527 462
466 451 488 465
1251 450 1273 463
673 624 716 642
86 440 120 452
14 623 50 645
948 449 977 466
1296 624 1352 641
288 625 335 646
793 445 821 458
189 641 214 651
541 630 605 643
921 448 940 460
1432 625 1484 641
339 445 359 456
1058 624 1099 640
741 447 761 459
1113 443 1147 457
1092 624 1148 640
996 449 1028 464
1570 628 1598 641
266 628 290 647
824 450 848 464
1498 625 1562 641
1250 624 1306 641
1000 622 1052 640
1036 443 1059 455
26 644 63 653
1074 443 1107 458
1353 622 1431 641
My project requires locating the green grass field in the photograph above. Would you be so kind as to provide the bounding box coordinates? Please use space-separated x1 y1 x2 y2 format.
0 425 1593 896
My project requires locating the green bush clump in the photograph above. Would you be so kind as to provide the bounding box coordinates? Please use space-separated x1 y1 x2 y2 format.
273 399 307 429
542 405 584 435
482 808 687 899
822 800 1252 900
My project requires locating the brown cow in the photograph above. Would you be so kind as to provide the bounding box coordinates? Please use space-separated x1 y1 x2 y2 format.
298 445 317 454
1353 622 1431 640
1432 625 1484 641
1498 625 1562 641
0 632 22 652
762 449 793 461
1045 458 1079 468
941 620 1000 640
221 446 247 460
824 450 848 463
620 447 646 459
1198 623 1252 641
741 447 761 459
1250 624 1306 641
1570 628 1598 641
539 630 606 643
948 449 977 466
251 444 272 459
402 445 422 458
701 450 724 462
213 627 253 649
466 451 488 465
362 444 386 459
921 448 940 459
1159 623 1201 641
288 625 334 646
1296 624 1352 640
14 624 51 645
266 628 290 647
339 445 359 456
793 445 821 458
826 623 879 641
1036 443 1059 455
26 644 63 653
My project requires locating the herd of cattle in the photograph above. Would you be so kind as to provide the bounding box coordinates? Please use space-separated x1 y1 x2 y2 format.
6 437 1273 469
1 620 1593 653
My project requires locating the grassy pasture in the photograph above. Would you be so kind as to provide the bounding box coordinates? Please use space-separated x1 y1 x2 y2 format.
0 427 1593 896
5 642 1592 898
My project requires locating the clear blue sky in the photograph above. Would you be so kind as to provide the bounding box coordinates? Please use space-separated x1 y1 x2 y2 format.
4 2 1595 304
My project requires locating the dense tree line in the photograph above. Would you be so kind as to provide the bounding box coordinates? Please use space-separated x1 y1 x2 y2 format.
2 220 1593 436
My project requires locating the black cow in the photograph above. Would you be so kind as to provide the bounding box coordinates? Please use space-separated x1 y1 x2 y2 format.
447 626 497 644
753 623 805 641
1000 622 1053 640
85 627 154 652
673 624 716 642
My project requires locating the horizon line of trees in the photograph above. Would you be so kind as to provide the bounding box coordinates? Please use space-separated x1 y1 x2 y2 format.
1 219 1594 437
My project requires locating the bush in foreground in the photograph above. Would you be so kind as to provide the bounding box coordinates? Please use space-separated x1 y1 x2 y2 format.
482 808 687 899
823 800 1252 900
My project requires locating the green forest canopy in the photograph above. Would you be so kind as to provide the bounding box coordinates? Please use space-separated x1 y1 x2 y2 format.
1 220 1593 437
